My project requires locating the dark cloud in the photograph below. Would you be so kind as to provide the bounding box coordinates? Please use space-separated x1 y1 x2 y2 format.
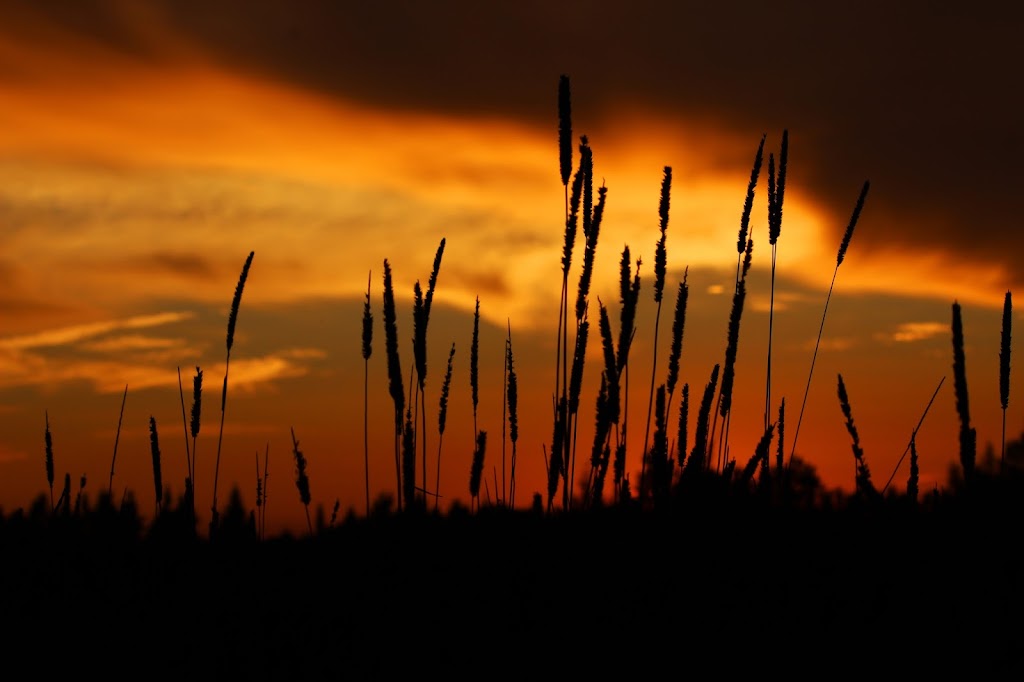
3 1 1022 289
141 252 216 280
0 295 74 319
444 265 510 299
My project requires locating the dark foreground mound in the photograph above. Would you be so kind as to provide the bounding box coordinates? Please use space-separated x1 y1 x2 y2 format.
2 493 1023 678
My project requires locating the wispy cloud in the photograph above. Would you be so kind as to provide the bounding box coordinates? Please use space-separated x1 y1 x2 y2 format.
749 290 808 314
0 351 315 394
0 311 194 351
228 355 311 392
80 334 183 353
880 322 948 343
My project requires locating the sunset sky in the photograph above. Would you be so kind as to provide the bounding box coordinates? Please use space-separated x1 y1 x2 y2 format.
1 1 1021 535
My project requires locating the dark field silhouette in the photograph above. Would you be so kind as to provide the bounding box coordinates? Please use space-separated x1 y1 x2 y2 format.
3 468 1024 678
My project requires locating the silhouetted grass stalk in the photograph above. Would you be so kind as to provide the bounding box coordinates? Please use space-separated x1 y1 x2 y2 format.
882 376 944 494
261 444 269 540
567 314 589 503
189 368 201 523
739 422 775 485
685 364 720 477
714 238 752 473
775 398 785 480
149 416 163 516
641 166 671 499
952 301 976 483
382 259 405 510
590 300 619 504
664 272 688 446
176 367 193 494
765 130 788 430
676 383 689 472
212 250 254 536
649 385 669 502
568 178 605 509
709 136 763 472
57 473 70 515
290 427 312 534
108 384 128 495
585 373 610 507
506 324 519 507
554 76 578 511
613 249 641 500
837 373 874 496
74 475 85 515
1000 291 1011 468
414 239 446 506
469 431 487 512
788 181 869 469
563 140 599 510
255 450 263 535
908 435 919 504
470 297 480 508
44 411 54 510
363 271 373 517
501 321 508 505
435 342 455 512
401 409 415 510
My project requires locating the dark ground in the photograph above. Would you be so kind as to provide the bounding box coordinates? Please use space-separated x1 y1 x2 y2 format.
2 486 1023 679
